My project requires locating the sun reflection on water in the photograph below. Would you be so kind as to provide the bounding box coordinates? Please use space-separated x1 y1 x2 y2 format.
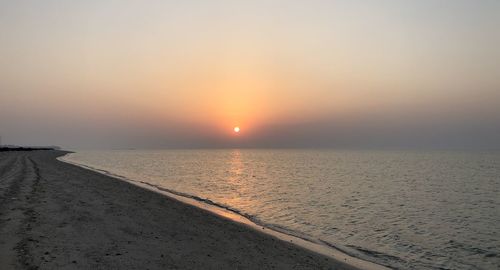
221 149 248 206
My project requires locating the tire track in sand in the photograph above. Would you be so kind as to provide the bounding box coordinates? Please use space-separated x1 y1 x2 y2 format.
15 156 44 270
0 154 24 207
0 154 39 269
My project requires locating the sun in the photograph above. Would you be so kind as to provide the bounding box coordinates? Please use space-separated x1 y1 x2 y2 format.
233 126 240 133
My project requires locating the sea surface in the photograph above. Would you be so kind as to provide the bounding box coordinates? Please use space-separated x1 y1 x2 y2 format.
64 149 500 269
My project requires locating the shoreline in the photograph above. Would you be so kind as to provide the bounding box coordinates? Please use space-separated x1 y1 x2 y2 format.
59 152 390 270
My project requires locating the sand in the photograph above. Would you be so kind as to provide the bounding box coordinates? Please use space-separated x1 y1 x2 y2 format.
0 150 371 270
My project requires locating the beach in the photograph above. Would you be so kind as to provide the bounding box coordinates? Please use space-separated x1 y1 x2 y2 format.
0 150 367 270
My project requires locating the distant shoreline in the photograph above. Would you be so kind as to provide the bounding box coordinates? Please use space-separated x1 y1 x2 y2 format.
0 147 58 152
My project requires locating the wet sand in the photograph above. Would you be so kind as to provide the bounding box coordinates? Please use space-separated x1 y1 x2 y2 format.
0 150 367 269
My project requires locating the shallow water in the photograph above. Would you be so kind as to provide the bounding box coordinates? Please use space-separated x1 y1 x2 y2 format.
65 149 500 269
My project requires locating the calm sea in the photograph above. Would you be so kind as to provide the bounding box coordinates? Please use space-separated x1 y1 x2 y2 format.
63 149 500 269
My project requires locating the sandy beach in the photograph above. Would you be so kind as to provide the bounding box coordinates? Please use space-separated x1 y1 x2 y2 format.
0 150 366 270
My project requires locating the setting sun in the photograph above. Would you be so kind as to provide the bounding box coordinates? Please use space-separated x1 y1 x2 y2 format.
233 127 240 133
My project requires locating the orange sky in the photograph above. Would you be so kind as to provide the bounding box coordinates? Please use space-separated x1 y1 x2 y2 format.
1 1 499 148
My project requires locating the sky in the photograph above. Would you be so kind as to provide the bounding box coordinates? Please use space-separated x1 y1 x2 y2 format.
1 0 499 149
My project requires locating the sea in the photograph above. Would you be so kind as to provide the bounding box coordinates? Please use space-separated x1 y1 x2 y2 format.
62 149 500 269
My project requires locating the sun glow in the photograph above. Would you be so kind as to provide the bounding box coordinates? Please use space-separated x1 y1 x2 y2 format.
233 126 240 133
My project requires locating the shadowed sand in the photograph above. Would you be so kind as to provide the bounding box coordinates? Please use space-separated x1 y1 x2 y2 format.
0 150 373 270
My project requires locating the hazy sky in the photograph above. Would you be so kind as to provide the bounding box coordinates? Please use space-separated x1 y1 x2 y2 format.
1 0 499 149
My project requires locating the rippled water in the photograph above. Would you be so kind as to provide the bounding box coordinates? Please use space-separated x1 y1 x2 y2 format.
64 149 500 269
